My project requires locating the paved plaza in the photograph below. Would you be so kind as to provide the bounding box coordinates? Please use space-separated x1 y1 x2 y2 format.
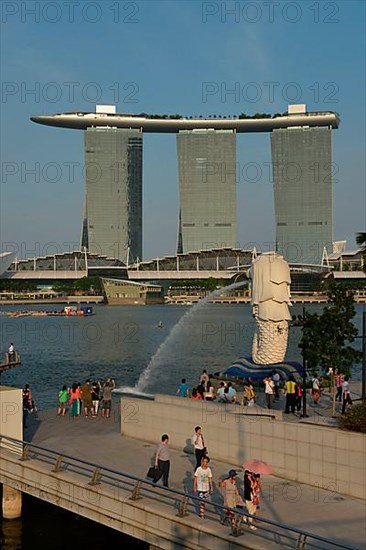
24 397 366 549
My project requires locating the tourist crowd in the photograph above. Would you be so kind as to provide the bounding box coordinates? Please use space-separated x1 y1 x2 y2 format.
57 378 116 418
176 368 353 415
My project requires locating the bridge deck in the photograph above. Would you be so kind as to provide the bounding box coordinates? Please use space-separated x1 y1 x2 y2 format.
21 409 365 549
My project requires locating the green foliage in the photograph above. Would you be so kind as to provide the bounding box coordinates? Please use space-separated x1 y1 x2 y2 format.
0 280 37 292
299 281 361 376
337 402 366 433
51 281 74 294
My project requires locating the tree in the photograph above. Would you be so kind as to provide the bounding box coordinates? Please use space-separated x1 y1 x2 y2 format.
299 281 361 378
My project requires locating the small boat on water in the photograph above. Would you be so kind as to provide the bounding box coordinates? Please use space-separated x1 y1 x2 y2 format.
1 305 95 318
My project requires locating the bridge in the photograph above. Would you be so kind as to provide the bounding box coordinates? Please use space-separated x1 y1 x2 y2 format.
0 388 365 549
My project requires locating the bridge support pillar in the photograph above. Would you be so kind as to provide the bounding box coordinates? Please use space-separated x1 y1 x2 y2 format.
2 485 22 519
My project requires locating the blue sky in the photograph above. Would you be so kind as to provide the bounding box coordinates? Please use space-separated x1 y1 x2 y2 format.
1 0 365 260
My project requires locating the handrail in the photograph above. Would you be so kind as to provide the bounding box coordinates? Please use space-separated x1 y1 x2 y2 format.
0 434 358 550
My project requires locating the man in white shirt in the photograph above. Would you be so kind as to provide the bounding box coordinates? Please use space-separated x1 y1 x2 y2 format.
264 377 275 409
8 343 15 363
341 377 352 414
193 456 213 519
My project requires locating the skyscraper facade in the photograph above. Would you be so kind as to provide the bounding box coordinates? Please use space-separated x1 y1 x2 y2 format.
83 128 143 262
176 129 237 253
271 126 333 264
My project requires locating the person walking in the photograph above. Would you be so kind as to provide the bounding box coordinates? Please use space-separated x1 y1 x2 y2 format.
264 377 275 409
193 456 213 519
154 434 171 488
192 426 206 470
219 469 243 526
284 376 296 414
244 470 257 530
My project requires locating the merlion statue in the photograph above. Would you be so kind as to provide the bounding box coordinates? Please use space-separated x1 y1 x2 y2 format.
249 252 292 364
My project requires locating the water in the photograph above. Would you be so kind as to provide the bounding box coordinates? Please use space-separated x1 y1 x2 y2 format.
135 281 246 392
0 301 363 548
0 302 363 408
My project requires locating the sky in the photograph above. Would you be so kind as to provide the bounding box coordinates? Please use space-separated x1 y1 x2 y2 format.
1 0 365 261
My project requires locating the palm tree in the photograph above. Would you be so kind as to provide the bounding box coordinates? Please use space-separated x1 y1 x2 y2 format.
356 232 366 271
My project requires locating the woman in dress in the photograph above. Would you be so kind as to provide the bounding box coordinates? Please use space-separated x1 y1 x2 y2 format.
219 469 243 526
69 383 80 417
205 381 215 401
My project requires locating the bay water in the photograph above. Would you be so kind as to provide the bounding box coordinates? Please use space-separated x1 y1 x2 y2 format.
0 302 363 547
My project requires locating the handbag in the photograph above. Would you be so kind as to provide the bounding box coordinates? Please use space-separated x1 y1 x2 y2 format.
147 466 159 480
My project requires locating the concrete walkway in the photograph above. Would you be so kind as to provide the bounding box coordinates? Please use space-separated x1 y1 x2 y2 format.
24 408 366 549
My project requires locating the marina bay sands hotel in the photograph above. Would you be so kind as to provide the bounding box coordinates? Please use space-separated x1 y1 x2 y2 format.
31 104 340 265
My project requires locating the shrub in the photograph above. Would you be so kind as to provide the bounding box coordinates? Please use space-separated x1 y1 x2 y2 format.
337 401 366 433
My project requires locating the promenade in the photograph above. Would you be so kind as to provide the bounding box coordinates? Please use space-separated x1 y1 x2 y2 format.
23 406 366 549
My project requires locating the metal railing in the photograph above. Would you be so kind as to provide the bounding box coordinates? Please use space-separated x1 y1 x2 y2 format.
0 434 358 550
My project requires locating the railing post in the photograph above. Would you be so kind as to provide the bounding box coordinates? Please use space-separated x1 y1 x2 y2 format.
296 533 307 549
51 455 64 473
19 445 31 461
88 467 102 486
176 495 189 517
130 480 142 501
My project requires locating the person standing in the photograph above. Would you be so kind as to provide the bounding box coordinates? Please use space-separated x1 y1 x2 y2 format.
101 381 112 418
57 385 68 416
200 369 209 390
296 383 303 412
154 434 170 488
312 375 321 405
80 379 93 417
176 378 189 397
335 371 345 402
91 380 101 417
244 470 257 530
284 376 296 414
342 376 353 414
193 456 213 519
8 343 15 363
264 377 275 409
272 370 280 400
69 383 80 417
192 426 206 470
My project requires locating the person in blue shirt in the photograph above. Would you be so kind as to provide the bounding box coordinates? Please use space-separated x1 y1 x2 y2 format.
176 378 189 397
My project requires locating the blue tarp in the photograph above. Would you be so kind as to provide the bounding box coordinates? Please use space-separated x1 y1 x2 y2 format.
223 356 303 380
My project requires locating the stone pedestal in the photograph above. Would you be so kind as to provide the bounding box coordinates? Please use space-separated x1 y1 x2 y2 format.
2 485 22 519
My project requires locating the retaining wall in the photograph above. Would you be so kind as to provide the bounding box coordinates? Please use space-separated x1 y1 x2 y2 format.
121 394 366 500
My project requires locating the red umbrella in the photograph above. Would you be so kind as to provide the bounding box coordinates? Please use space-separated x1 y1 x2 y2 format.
243 459 273 475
